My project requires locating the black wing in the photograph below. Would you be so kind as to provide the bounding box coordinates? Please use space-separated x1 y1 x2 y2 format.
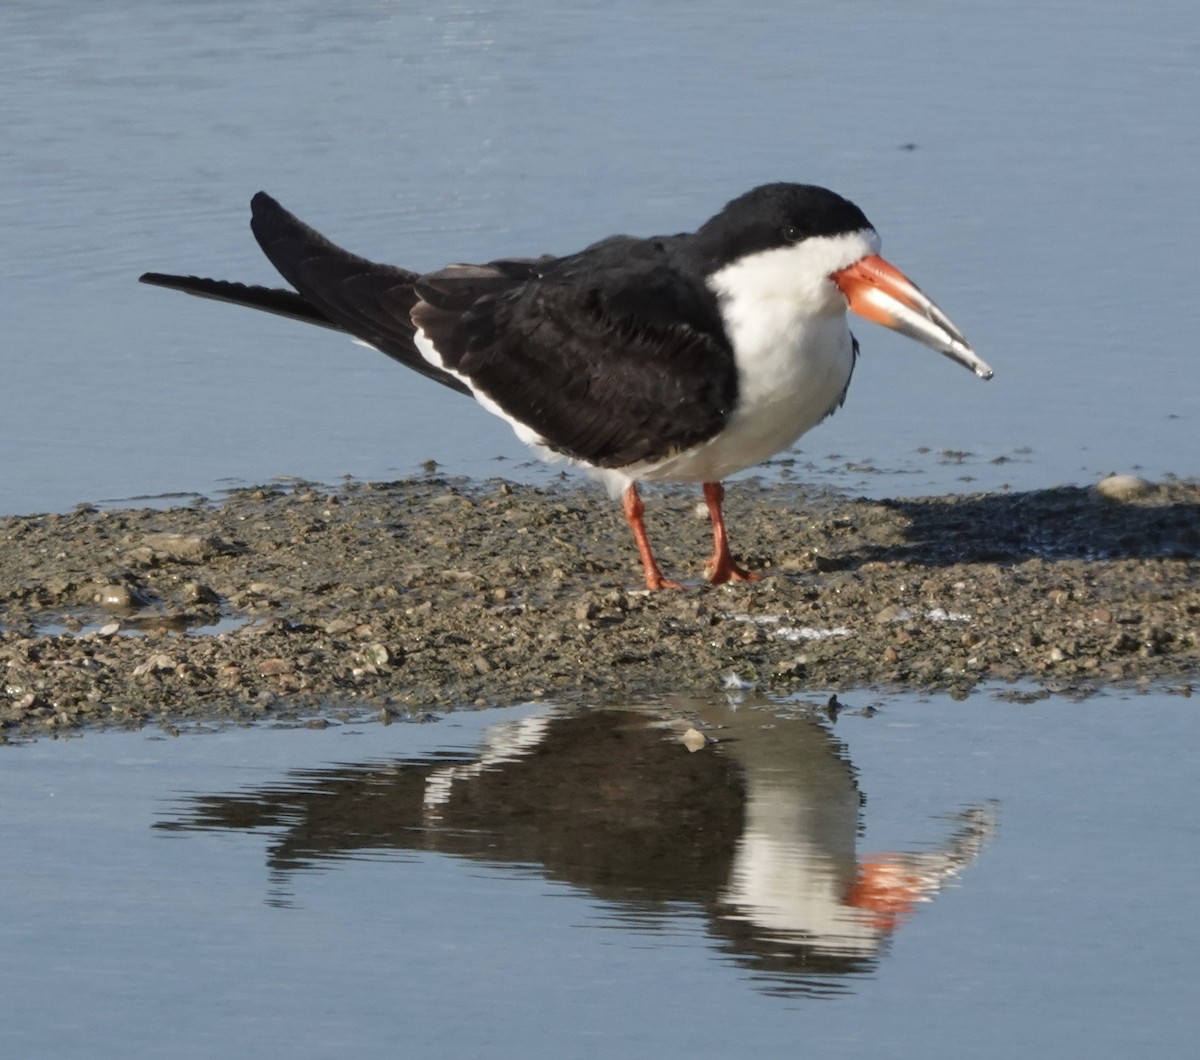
141 195 739 467
412 238 738 469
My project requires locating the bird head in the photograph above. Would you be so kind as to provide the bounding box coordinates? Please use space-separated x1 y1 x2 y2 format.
701 183 993 379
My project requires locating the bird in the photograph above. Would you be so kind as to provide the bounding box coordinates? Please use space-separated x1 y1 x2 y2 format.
140 183 993 590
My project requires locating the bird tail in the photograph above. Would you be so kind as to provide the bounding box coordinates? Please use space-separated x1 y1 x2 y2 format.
138 272 341 331
139 193 470 396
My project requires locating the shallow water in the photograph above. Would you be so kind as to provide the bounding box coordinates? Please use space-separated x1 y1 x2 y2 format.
3 0 1199 516
3 689 1198 1058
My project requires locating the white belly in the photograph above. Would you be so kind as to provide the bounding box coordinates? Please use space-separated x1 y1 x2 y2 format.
627 310 857 485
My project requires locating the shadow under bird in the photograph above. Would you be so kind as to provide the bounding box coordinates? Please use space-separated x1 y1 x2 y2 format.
141 183 993 589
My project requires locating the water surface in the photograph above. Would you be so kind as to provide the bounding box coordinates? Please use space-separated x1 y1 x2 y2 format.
3 689 1197 1058
3 0 1199 514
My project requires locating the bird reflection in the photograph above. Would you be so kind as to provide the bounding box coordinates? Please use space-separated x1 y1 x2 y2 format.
156 701 996 998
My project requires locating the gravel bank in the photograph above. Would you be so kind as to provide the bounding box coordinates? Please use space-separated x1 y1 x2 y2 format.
2 475 1196 737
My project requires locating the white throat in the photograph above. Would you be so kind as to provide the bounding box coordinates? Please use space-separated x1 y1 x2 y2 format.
709 231 876 397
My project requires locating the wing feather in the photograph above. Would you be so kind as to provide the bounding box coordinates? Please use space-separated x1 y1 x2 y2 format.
144 196 738 467
413 250 738 468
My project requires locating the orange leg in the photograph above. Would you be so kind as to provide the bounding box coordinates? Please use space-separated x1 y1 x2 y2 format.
622 484 683 590
703 481 760 585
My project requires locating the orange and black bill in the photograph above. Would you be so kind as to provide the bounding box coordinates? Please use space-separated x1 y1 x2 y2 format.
832 255 994 380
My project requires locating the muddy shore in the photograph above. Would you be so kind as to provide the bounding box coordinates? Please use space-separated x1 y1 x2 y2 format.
1 474 1196 738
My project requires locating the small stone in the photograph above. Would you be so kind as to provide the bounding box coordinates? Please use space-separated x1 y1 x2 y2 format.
681 728 707 752
45 576 73 598
363 643 391 668
1094 474 1151 502
181 581 219 605
257 658 293 675
132 653 176 677
774 657 807 677
141 532 233 561
96 584 135 609
1109 632 1140 654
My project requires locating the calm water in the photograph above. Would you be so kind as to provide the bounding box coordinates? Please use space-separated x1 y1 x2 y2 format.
3 0 1199 515
3 690 1198 1058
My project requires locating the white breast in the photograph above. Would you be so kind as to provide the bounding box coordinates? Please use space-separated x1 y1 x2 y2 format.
627 229 879 485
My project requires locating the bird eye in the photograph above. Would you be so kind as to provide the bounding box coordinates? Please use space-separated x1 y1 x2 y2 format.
783 225 803 243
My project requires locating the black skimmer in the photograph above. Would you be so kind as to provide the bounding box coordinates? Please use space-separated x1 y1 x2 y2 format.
141 184 992 589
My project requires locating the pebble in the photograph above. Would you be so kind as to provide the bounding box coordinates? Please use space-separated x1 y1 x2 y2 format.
141 532 232 562
132 653 176 676
96 584 136 609
1094 474 1151 502
257 658 293 675
181 581 219 605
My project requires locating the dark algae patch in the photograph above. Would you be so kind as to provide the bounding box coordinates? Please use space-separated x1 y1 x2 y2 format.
2 476 1197 736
